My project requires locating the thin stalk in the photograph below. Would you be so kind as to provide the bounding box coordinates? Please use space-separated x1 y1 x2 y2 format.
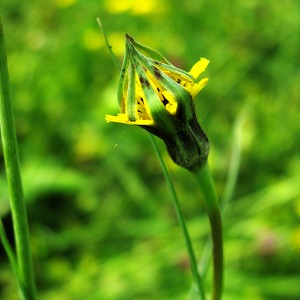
0 20 37 299
150 135 206 300
193 164 223 300
97 18 121 71
0 219 20 278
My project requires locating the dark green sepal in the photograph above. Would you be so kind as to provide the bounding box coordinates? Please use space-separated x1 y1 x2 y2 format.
164 118 209 171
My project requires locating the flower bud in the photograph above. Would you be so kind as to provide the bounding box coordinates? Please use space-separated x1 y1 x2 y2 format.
106 35 210 171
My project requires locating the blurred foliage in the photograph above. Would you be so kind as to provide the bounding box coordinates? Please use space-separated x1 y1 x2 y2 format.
0 0 300 299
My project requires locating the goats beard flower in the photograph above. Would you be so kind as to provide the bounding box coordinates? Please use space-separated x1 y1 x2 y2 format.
106 35 210 171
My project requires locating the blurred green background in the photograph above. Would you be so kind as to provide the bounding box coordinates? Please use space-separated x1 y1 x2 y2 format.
0 0 300 299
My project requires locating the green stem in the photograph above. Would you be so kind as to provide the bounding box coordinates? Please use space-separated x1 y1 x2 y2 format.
150 135 206 300
0 219 20 278
193 164 223 300
0 20 37 300
194 109 245 285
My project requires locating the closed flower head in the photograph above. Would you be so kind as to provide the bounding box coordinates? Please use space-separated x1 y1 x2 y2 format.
106 35 210 171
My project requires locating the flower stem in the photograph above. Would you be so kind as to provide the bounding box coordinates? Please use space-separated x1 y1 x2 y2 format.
192 164 223 300
189 111 246 300
150 135 206 300
0 20 37 300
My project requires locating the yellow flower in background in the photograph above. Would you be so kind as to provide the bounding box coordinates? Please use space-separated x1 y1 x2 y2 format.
82 30 124 55
104 0 168 15
82 29 104 51
105 33 125 56
106 35 210 171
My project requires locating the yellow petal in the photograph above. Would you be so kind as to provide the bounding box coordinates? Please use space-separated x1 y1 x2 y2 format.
105 114 154 126
133 119 154 125
189 58 210 80
105 114 130 124
162 91 178 115
188 78 209 98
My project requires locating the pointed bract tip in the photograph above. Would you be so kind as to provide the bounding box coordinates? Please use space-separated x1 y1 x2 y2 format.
125 34 134 43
